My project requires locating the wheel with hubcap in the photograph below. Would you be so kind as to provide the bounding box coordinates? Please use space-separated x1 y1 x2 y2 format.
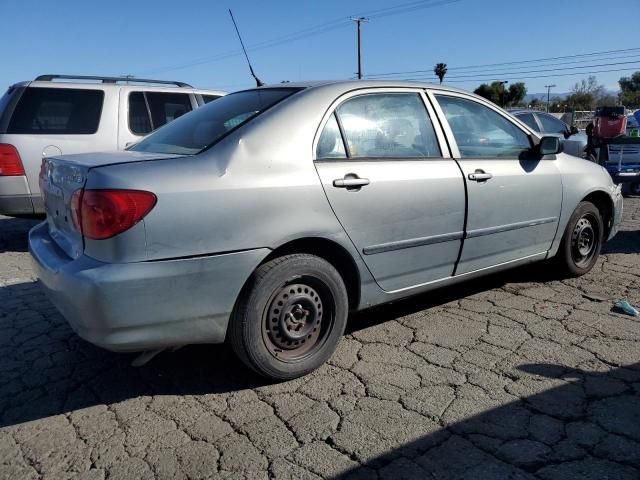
229 254 348 380
556 201 603 277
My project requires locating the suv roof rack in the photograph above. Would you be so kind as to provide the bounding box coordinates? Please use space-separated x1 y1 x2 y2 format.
34 74 192 88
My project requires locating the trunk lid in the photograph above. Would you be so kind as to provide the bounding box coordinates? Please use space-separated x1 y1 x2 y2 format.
41 151 182 258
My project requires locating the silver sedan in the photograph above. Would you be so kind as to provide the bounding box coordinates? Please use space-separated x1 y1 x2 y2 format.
29 81 623 380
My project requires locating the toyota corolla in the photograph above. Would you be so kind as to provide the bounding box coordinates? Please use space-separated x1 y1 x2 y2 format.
29 81 623 380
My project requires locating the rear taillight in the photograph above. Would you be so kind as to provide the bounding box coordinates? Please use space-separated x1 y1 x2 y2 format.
71 189 157 240
0 144 25 176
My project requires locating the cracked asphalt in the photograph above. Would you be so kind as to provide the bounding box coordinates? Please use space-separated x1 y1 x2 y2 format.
1 199 639 480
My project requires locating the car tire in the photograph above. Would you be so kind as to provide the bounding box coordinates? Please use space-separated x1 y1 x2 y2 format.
229 254 348 380
556 201 604 277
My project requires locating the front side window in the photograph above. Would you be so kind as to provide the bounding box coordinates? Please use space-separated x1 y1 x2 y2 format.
537 113 568 135
129 92 192 135
436 95 531 158
316 113 346 159
335 93 441 158
132 88 301 155
7 87 103 134
202 94 221 104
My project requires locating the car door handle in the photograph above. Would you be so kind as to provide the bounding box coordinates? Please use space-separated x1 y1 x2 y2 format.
468 171 493 181
333 175 370 189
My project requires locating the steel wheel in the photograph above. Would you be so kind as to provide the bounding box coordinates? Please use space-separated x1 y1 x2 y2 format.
262 278 334 361
569 210 600 269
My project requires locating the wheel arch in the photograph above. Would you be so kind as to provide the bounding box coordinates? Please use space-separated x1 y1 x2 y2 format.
261 237 361 310
582 189 614 239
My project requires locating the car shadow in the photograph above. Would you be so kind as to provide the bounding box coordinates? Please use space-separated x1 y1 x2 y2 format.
333 362 640 479
602 229 640 254
0 216 41 253
0 260 560 429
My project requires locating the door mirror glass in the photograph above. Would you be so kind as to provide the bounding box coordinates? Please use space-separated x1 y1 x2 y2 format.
538 136 562 155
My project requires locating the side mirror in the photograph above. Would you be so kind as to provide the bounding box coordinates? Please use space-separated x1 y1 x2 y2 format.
538 136 563 156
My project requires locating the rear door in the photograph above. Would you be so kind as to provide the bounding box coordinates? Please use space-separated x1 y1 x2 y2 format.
314 89 465 292
430 91 562 274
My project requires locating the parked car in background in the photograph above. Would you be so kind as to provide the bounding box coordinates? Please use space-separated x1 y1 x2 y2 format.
30 80 622 380
0 75 225 215
508 108 591 160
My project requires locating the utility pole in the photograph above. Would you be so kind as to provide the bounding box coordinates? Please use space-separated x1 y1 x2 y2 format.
545 84 556 112
351 17 369 79
499 80 509 107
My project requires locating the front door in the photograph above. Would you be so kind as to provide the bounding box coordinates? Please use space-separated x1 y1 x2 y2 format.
314 90 465 292
430 92 562 274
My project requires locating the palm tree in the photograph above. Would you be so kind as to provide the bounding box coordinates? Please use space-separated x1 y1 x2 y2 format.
434 63 448 84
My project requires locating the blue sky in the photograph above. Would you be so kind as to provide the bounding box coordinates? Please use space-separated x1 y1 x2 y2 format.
2 0 639 95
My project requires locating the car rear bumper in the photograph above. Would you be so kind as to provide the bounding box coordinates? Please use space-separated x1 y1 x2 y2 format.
29 221 269 352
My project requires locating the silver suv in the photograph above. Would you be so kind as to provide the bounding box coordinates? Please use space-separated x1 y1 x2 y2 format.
0 75 225 215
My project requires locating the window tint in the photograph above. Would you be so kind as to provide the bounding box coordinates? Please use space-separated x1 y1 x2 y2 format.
146 92 192 131
537 113 568 135
7 88 103 134
132 88 300 155
436 95 531 158
129 92 193 136
336 93 441 158
316 113 346 159
202 95 221 104
516 112 539 131
128 92 152 135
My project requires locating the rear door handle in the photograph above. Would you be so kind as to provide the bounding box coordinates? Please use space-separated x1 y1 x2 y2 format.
468 171 493 181
333 174 370 190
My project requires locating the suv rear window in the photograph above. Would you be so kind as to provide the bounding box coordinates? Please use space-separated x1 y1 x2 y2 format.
7 87 103 134
131 88 301 155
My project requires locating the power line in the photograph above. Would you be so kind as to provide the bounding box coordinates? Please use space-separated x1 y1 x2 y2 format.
144 0 460 75
366 52 640 78
364 47 640 78
442 66 640 84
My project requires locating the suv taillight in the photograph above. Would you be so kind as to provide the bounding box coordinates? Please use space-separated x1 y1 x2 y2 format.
71 189 157 240
0 144 25 176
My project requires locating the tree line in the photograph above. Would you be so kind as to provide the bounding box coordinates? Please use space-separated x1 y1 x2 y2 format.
432 63 640 111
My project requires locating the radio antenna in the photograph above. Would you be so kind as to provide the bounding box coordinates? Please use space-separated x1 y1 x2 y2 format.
229 9 264 87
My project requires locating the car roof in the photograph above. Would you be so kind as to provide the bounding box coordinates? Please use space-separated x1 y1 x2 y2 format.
507 108 543 115
248 79 477 96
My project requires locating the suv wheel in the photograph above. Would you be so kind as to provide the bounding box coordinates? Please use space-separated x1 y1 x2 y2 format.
229 254 348 380
556 201 603 277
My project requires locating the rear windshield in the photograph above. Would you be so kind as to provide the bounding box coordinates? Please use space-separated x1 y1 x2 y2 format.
131 88 301 155
7 87 104 135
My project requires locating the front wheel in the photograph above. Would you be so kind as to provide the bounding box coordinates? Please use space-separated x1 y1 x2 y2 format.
555 201 603 277
229 254 348 380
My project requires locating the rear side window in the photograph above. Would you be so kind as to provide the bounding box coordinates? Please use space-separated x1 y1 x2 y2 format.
537 113 568 135
335 93 441 158
516 113 539 131
131 88 301 155
128 91 193 136
7 88 103 134
316 114 346 159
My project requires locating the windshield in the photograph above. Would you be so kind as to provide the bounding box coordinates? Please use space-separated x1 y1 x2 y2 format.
131 88 301 155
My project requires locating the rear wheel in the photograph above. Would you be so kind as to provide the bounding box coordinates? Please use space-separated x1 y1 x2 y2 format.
556 201 603 277
229 254 348 380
